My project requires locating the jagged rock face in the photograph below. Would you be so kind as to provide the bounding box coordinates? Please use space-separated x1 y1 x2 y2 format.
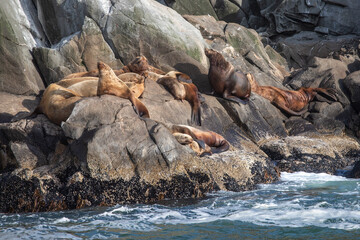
274 32 360 69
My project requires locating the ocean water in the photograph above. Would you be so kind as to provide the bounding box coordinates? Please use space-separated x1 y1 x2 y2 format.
1 172 360 239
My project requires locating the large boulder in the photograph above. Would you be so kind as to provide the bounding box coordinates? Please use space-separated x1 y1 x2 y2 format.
106 0 208 68
0 0 45 95
33 17 123 85
343 71 360 112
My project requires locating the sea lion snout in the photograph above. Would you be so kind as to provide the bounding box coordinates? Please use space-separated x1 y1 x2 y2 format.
97 61 107 70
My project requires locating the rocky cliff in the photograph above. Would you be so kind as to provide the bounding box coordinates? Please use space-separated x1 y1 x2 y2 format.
0 0 360 213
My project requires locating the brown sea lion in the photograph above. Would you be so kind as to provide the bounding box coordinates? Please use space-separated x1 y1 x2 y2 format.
205 48 251 104
36 83 82 125
97 61 150 118
170 124 230 154
121 55 166 76
117 73 145 98
246 73 337 115
172 132 212 156
157 76 186 101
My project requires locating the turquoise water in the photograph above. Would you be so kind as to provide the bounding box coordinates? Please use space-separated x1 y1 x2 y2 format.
1 172 360 239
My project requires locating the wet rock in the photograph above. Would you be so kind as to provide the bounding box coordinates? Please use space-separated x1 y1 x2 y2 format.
348 160 360 178
260 136 360 174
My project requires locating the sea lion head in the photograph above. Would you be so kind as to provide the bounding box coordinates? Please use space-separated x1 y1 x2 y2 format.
204 48 229 70
129 55 149 73
97 61 115 79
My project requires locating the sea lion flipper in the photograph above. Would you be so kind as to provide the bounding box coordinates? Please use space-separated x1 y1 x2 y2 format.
193 138 206 149
130 95 150 118
223 92 248 105
315 88 338 102
272 101 308 116
191 105 201 126
211 141 230 154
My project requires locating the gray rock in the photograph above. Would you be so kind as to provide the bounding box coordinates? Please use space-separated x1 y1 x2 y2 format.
343 71 360 112
285 117 319 136
0 115 65 172
33 17 123 85
348 160 360 178
104 0 209 78
34 0 86 45
157 0 218 19
0 0 45 95
259 0 360 36
275 32 359 69
313 117 345 135
210 0 245 23
0 92 39 123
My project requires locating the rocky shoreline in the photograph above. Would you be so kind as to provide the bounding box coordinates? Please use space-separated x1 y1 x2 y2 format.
1 0 360 213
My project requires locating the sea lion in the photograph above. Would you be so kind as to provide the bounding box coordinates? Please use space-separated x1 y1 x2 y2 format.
97 61 150 118
117 73 145 98
157 76 202 125
121 55 166 76
172 132 212 156
205 48 251 104
170 124 230 154
157 76 186 101
246 73 337 115
36 83 82 125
